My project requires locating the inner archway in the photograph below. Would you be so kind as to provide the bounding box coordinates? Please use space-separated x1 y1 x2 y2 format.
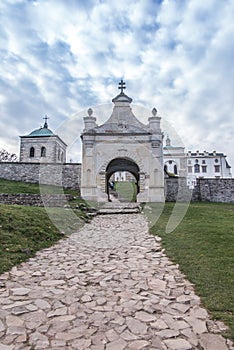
106 158 140 202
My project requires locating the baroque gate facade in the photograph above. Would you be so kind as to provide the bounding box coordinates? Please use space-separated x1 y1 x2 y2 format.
81 81 164 203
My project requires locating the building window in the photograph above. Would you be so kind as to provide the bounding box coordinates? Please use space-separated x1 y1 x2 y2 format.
29 147 35 158
188 166 193 173
202 166 207 173
41 146 46 157
195 159 199 164
214 165 220 172
215 158 219 163
188 160 191 165
164 164 168 172
174 164 178 175
194 164 200 173
169 160 172 164
202 160 206 164
58 149 60 160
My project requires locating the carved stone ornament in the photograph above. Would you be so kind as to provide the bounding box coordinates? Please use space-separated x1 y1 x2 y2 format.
87 108 93 116
152 107 157 116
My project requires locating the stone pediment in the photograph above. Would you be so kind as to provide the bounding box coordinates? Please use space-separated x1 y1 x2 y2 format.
93 122 149 134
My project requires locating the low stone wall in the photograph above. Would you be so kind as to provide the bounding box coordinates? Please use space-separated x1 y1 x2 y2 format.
0 194 73 207
193 178 234 203
0 162 81 189
165 177 234 203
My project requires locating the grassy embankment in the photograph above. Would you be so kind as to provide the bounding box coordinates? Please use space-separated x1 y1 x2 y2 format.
0 178 91 274
149 202 234 340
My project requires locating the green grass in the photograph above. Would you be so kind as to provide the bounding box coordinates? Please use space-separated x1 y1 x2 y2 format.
149 202 234 340
0 204 91 275
115 181 137 202
0 178 79 196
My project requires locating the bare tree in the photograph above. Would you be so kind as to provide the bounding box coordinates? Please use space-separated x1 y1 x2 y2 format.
0 149 18 162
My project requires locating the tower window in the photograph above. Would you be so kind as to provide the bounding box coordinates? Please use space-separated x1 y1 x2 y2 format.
29 147 35 157
41 147 46 157
214 165 220 172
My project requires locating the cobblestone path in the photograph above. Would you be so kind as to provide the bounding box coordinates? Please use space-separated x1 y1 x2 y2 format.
0 213 233 350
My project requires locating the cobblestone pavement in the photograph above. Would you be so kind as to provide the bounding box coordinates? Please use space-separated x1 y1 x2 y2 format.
0 213 233 350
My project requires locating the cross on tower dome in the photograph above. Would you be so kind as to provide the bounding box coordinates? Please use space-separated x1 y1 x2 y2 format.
43 115 49 128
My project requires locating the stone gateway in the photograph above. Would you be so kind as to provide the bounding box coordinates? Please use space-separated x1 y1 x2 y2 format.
81 82 164 202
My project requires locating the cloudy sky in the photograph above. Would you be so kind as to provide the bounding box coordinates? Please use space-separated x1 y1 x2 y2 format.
0 0 234 169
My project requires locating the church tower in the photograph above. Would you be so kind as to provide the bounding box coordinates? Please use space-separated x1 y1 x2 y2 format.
19 116 67 163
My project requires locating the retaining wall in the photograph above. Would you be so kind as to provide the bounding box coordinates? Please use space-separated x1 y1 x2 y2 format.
0 162 81 189
165 177 234 203
0 194 73 207
192 178 234 203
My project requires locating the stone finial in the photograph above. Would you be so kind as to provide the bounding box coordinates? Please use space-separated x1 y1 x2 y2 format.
166 135 171 147
87 108 93 116
152 108 157 116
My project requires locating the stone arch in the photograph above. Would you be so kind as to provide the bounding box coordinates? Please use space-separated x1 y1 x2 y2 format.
97 152 147 201
105 157 140 201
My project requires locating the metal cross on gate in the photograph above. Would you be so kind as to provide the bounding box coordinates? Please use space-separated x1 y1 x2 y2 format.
118 79 126 93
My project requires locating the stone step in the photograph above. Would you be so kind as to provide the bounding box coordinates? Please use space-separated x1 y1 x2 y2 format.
98 202 141 215
98 208 140 215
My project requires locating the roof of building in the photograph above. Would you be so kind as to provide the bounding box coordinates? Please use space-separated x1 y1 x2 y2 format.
28 127 54 137
23 116 54 137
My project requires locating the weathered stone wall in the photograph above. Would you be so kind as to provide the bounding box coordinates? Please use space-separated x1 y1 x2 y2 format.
1 163 233 203
0 194 73 207
0 162 81 189
165 177 192 202
165 177 234 203
192 178 234 203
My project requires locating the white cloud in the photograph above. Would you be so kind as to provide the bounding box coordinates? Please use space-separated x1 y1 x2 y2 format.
0 0 233 168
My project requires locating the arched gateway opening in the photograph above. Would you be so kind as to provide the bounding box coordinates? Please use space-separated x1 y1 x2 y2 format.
106 158 140 202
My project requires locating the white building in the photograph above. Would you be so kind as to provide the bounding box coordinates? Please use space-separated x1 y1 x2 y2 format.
186 150 232 188
162 136 232 188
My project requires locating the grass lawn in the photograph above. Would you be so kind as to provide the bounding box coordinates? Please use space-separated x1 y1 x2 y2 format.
115 181 137 202
0 204 91 275
149 202 234 340
0 178 79 196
